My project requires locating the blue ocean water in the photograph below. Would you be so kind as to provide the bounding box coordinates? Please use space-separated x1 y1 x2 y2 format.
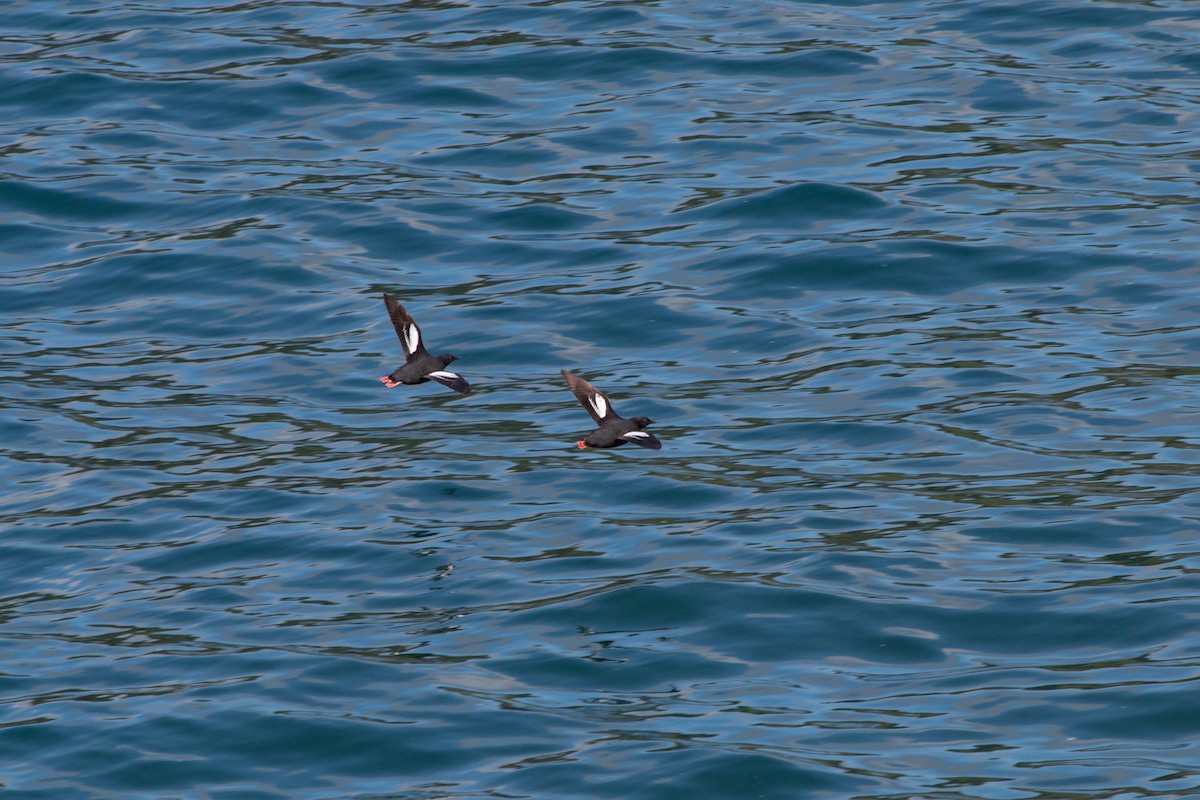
3 1 1200 798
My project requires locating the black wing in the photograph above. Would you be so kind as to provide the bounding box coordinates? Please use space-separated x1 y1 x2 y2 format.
382 293 427 362
561 370 619 425
619 430 662 450
428 369 471 396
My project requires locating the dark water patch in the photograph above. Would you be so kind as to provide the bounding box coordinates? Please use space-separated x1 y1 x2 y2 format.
685 181 890 225
0 180 147 223
703 240 1128 300
483 203 600 232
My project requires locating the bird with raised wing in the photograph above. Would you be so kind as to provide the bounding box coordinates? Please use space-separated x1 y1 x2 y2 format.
561 369 661 450
379 293 470 395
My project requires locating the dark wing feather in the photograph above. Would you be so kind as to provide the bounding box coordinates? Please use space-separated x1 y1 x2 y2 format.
561 370 619 425
428 370 471 396
619 431 662 450
382 293 427 361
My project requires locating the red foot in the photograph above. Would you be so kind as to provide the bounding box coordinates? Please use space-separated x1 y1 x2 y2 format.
381 376 399 388
576 441 587 449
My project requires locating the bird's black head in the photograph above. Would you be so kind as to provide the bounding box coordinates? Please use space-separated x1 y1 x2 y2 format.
438 354 459 366
630 416 654 428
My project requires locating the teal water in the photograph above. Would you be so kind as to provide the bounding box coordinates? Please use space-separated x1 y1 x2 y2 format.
3 1 1200 798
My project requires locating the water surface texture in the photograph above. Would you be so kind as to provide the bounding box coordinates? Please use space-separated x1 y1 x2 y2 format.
3 1 1200 798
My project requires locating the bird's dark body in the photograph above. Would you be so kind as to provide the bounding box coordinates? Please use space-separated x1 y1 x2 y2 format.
581 415 656 448
385 352 458 387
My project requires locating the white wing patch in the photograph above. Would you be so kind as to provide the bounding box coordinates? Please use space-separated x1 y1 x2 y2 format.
623 431 649 439
428 370 458 380
404 324 420 354
589 393 608 420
